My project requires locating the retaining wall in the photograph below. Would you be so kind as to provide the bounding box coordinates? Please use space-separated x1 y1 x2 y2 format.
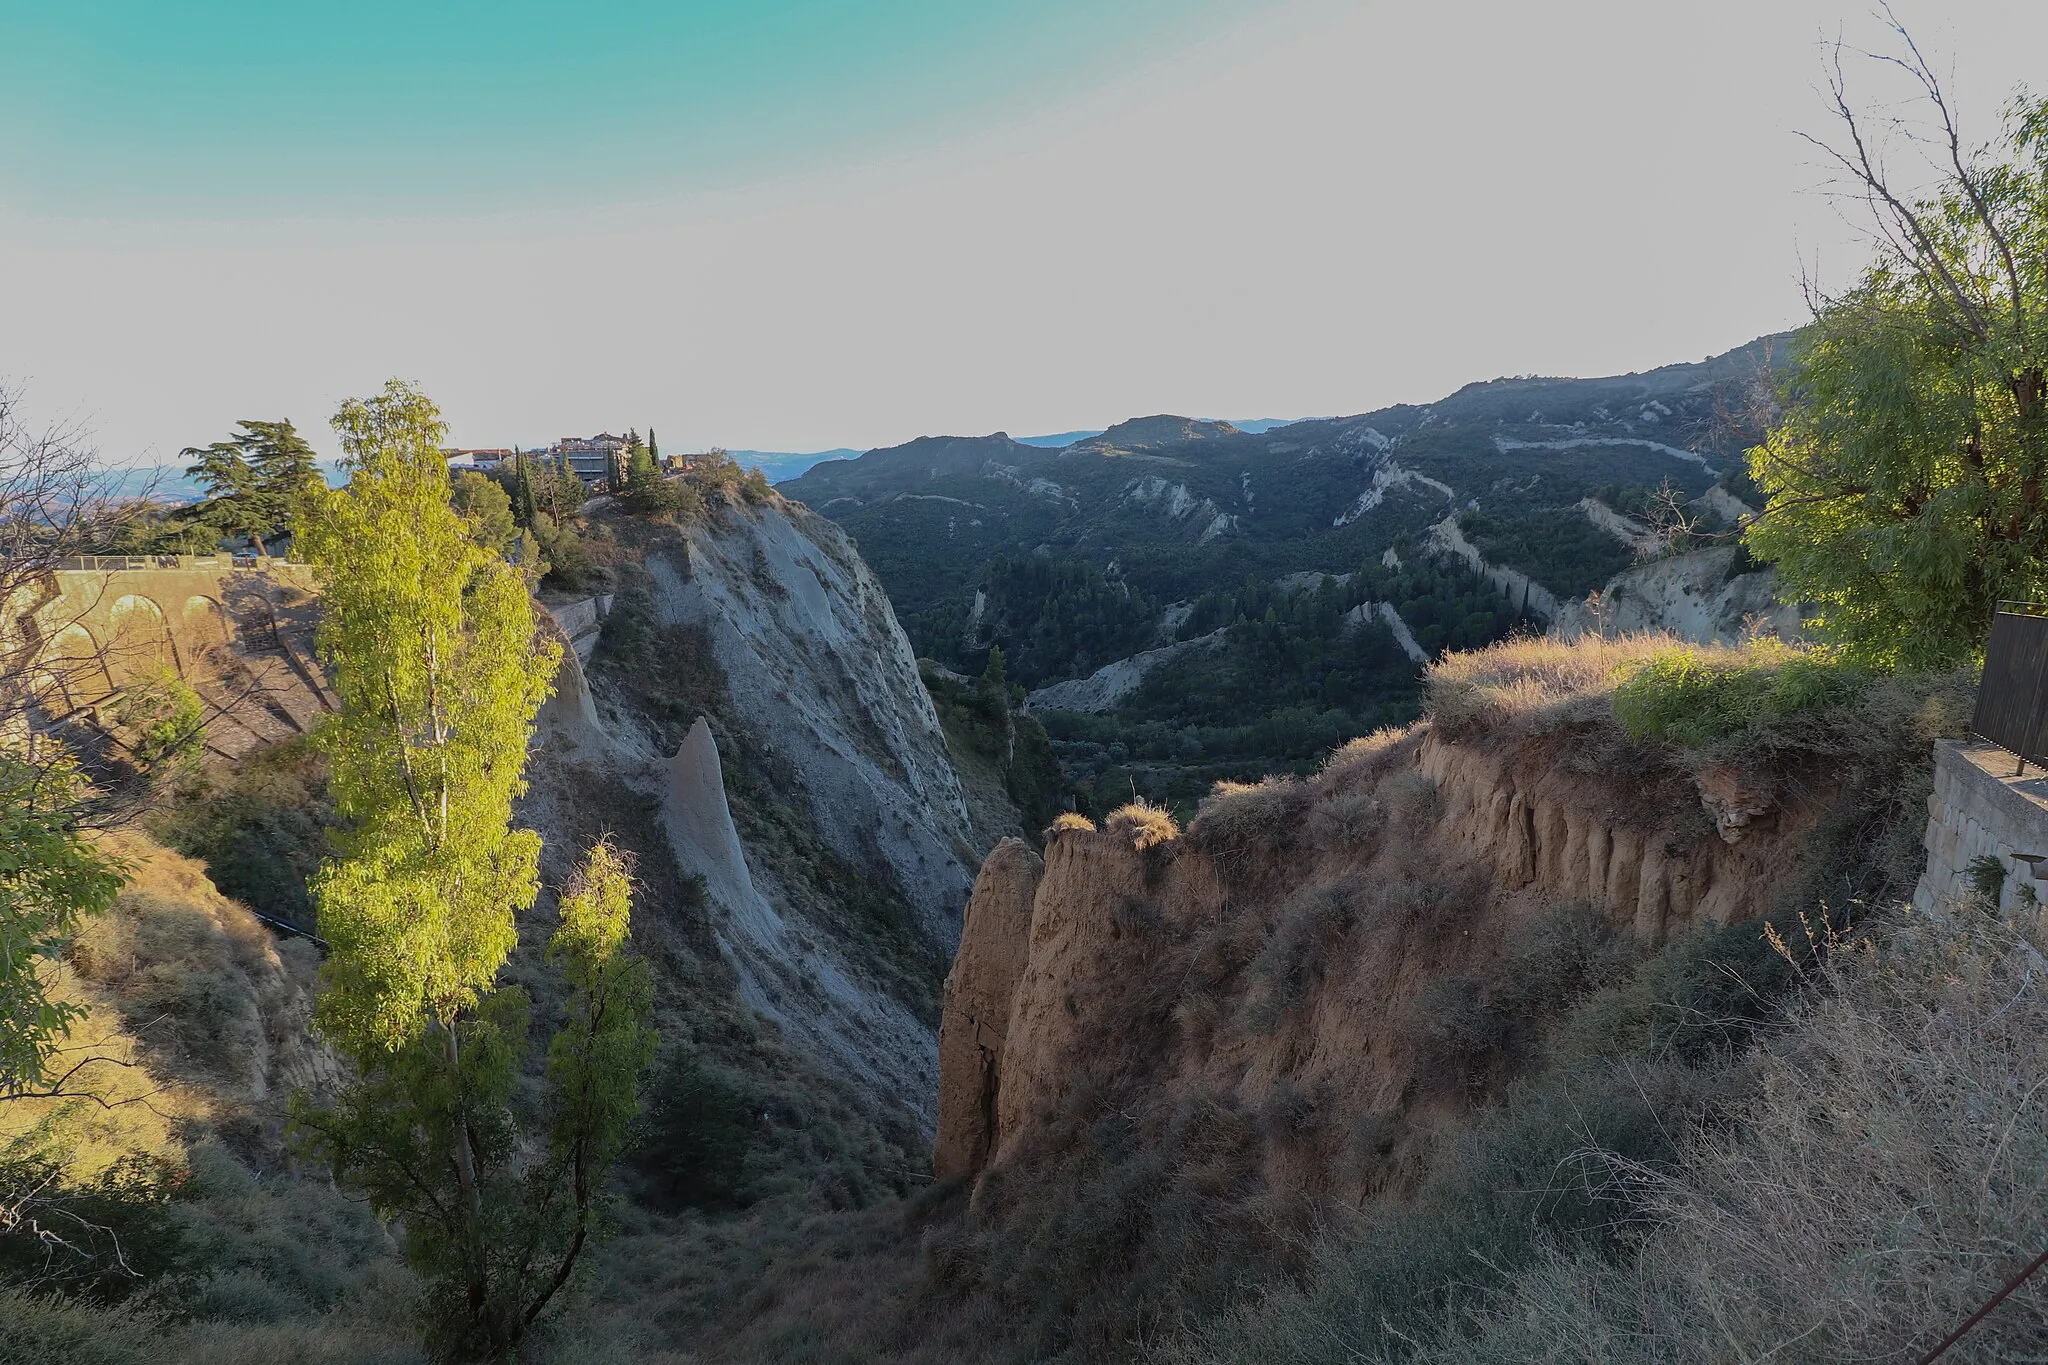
1913 738 2048 914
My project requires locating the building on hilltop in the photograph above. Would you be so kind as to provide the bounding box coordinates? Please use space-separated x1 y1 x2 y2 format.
551 433 630 485
442 448 517 468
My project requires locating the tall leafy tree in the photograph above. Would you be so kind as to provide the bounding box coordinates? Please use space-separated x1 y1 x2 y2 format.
1746 51 2048 666
618 429 677 517
290 380 653 1360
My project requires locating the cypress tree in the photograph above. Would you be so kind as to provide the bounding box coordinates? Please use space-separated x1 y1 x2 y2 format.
513 452 539 530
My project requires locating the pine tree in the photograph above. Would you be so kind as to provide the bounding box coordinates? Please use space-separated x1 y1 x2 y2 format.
179 418 321 556
647 427 660 470
290 380 654 1361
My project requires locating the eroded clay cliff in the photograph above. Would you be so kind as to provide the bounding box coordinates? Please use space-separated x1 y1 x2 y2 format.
937 715 1854 1190
523 494 983 1129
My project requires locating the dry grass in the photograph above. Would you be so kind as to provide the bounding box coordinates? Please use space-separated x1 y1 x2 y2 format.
1601 904 2048 1360
1049 811 1097 836
1105 800 1179 850
1179 904 2048 1363
1424 631 1708 736
1186 777 1313 860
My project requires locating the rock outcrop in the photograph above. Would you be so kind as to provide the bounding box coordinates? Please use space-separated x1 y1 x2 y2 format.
934 838 1043 1180
1023 629 1228 714
1425 515 1564 620
937 716 1850 1186
643 500 976 941
525 495 980 1130
1549 545 1803 645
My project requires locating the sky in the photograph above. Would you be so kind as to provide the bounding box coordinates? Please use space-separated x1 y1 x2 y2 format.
3 0 2047 464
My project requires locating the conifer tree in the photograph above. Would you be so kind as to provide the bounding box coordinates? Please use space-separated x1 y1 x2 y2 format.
512 451 539 530
181 418 321 556
291 380 654 1361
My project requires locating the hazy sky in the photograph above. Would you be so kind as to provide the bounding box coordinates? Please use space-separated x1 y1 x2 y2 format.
4 0 2046 463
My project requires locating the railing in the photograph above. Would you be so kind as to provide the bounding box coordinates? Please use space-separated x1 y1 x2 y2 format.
49 554 304 572
1972 602 2048 769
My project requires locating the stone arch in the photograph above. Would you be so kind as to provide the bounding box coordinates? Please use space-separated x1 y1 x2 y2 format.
108 593 177 680
42 621 110 710
181 594 230 659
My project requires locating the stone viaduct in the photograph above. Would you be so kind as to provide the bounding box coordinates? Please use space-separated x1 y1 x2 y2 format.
12 555 333 756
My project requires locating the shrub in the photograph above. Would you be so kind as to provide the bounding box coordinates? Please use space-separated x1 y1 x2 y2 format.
1241 885 1353 1031
145 737 332 932
632 1049 759 1212
1610 643 1868 750
1406 909 2048 1362
1186 777 1312 860
1966 852 2008 901
1424 632 1685 735
1105 801 1179 850
0 1289 156 1365
1050 812 1097 836
110 670 206 784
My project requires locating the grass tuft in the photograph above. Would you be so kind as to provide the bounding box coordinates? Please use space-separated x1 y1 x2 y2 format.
1105 800 1179 851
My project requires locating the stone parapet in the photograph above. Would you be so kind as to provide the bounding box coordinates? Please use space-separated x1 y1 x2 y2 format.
1913 739 2048 914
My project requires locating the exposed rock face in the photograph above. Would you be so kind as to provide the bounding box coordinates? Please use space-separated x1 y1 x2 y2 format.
934 838 1043 1181
1023 628 1227 714
523 496 978 1130
643 499 976 941
1549 545 1803 645
937 720 1847 1185
1413 732 1814 936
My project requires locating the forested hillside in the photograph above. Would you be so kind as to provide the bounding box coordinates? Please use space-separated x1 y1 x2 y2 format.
785 339 1783 810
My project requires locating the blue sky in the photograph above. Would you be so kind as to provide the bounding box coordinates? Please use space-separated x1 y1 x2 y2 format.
1 0 1271 214
5 1 2048 463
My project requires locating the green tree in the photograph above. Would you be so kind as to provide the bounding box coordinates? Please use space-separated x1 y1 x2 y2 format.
618 429 678 518
1746 64 2048 666
181 418 321 556
511 452 540 530
290 380 653 1360
0 755 122 1096
451 469 517 556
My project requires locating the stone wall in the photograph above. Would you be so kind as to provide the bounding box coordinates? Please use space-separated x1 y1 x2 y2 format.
1913 739 2048 914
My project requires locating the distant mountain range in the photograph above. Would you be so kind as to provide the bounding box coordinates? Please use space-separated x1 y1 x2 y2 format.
779 336 1790 676
736 420 1305 481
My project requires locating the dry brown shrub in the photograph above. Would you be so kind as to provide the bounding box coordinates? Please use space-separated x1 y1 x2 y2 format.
1105 800 1179 850
1312 727 1415 795
1388 907 2048 1363
1186 777 1312 859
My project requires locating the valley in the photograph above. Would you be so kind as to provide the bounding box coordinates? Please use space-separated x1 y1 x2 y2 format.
783 337 1788 814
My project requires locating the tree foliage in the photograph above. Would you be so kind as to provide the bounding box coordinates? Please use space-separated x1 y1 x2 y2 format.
293 380 558 1049
617 429 680 518
449 470 517 557
178 419 320 556
0 756 122 1096
1748 60 2048 666
0 382 127 1098
291 381 653 1360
